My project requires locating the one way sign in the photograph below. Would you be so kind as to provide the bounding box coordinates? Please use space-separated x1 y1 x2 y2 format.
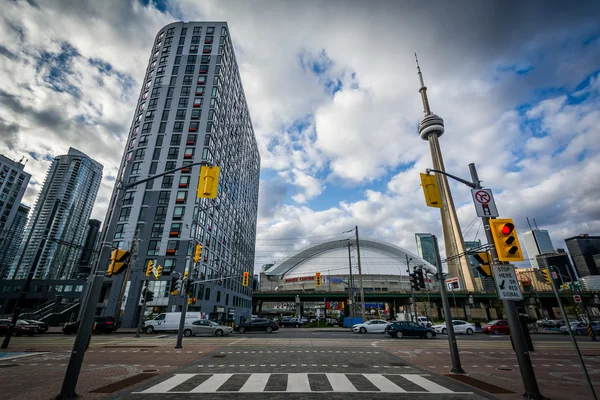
492 264 523 300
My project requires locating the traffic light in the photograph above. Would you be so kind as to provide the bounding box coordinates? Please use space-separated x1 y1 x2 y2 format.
540 269 551 285
473 251 493 278
409 272 420 291
146 260 154 277
198 166 221 198
419 173 442 208
413 268 425 289
170 274 181 295
188 297 197 305
193 244 203 263
242 271 249 287
315 272 322 287
186 279 194 297
154 264 163 279
107 249 130 276
489 218 524 262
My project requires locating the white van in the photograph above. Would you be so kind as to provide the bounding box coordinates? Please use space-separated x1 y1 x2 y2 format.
144 312 201 333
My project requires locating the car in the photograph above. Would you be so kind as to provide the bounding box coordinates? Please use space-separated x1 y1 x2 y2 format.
352 319 389 334
144 312 202 333
560 321 600 336
432 320 475 335
23 319 49 333
234 318 279 334
184 319 233 337
417 316 433 327
386 321 436 339
482 320 510 335
63 316 118 335
279 317 302 328
0 319 37 336
537 318 559 329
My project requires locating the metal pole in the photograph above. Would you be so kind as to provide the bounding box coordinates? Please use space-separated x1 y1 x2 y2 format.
135 279 149 338
2 199 60 349
347 242 354 319
57 271 104 399
407 255 418 322
114 228 140 325
433 235 465 374
547 267 597 400
355 226 366 320
175 291 189 349
469 163 542 399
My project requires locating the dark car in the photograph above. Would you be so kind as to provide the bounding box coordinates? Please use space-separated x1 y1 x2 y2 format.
24 319 49 333
0 319 37 336
234 318 279 334
386 321 436 339
482 320 510 335
279 317 302 328
63 316 118 335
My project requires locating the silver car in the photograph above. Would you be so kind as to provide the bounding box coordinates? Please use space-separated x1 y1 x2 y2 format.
184 319 233 337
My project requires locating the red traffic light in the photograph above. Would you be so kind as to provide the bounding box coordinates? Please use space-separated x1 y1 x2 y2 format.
501 223 514 235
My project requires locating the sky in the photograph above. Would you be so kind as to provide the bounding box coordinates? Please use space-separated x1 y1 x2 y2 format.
1 0 599 271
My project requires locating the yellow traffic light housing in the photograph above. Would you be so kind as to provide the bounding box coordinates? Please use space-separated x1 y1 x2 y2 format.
473 251 493 278
107 249 130 277
489 218 524 262
242 271 249 287
420 173 442 208
146 260 154 277
154 265 163 279
540 269 551 285
315 272 322 287
193 244 203 263
198 166 220 199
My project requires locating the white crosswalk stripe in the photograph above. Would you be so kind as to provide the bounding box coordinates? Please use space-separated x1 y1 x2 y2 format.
134 373 471 394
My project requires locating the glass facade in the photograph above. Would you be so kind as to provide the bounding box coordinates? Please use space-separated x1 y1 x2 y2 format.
0 203 29 279
415 233 437 268
101 22 260 327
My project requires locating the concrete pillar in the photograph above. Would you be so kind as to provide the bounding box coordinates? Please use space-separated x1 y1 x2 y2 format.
485 307 492 321
464 305 471 320
547 307 556 319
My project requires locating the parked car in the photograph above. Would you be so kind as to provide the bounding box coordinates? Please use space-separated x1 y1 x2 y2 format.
432 320 475 335
417 316 433 327
352 319 389 334
0 319 37 336
537 318 560 329
234 318 279 334
23 319 49 333
63 316 118 335
386 321 436 339
184 319 233 337
482 320 510 335
279 317 303 328
560 321 600 336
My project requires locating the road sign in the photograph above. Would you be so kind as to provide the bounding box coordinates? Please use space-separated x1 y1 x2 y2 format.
551 271 558 279
445 277 461 291
471 188 499 217
491 264 523 300
581 314 590 324
573 294 582 303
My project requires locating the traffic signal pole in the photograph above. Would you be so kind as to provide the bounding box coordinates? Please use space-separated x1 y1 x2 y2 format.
135 279 150 338
406 255 418 322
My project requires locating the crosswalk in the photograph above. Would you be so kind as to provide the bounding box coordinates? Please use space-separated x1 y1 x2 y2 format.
135 373 470 394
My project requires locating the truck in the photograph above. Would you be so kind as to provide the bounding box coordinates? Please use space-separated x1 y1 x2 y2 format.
144 312 201 333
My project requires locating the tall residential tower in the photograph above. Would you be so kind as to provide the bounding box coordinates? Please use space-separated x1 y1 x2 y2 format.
99 22 260 327
0 155 30 250
415 55 474 290
10 148 103 280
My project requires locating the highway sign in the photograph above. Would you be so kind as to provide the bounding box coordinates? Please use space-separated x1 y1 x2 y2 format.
492 264 523 300
471 188 499 217
581 314 590 324
573 294 582 303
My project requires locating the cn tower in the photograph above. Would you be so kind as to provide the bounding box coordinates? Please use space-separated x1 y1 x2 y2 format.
415 54 475 291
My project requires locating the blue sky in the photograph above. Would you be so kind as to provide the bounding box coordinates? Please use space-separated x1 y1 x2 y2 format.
0 0 599 268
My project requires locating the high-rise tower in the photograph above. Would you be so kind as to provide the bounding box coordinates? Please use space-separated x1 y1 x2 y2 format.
99 22 260 328
10 148 103 280
0 204 29 279
415 55 474 291
0 155 31 249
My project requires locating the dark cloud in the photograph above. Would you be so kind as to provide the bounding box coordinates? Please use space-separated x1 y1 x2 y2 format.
0 89 64 128
0 45 17 60
0 118 19 150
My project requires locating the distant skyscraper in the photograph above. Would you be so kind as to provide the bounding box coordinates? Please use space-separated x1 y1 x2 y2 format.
523 229 555 268
415 233 437 267
99 22 260 328
565 234 600 277
76 219 102 279
10 148 103 280
0 155 30 247
0 204 29 279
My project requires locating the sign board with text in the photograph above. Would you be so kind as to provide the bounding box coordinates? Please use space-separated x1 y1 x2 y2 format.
492 264 523 300
445 277 461 291
471 188 499 217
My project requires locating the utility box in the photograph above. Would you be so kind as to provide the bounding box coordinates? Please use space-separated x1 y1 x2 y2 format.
344 317 363 328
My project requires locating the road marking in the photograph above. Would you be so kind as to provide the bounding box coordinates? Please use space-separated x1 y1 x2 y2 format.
287 373 311 392
141 373 196 393
190 373 232 392
240 373 270 392
403 374 454 393
364 374 406 392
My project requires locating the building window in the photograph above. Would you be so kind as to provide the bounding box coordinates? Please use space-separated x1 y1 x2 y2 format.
174 56 181 65
199 64 209 74
181 27 187 35
131 162 142 175
149 162 158 174
190 45 198 53
176 191 187 204
186 134 197 145
158 191 170 204
188 122 199 133
165 161 176 171
201 55 210 63
161 110 170 120
159 55 168 64
154 207 168 221
187 55 197 64
166 240 179 255
114 224 126 239
193 98 203 108
159 122 167 133
191 109 201 120
185 65 194 74
169 223 182 238
156 65 165 75
141 122 152 134
151 87 160 97
205 36 213 44
138 207 147 221
181 161 192 174
163 259 176 274
207 27 215 34
203 45 211 54
195 86 205 96
167 147 179 160
191 36 200 45
205 288 210 301
176 46 183 55
123 191 135 205
175 109 186 120
155 135 164 147
119 207 131 222
170 134 181 145
162 175 174 188
193 27 201 35
197 76 206 85
173 122 184 132
147 241 160 256
138 135 149 147
179 176 190 188
183 147 194 159
173 206 185 220
134 148 145 161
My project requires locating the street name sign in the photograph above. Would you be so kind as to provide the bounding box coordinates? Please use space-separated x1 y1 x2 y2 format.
492 264 523 300
471 188 499 217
